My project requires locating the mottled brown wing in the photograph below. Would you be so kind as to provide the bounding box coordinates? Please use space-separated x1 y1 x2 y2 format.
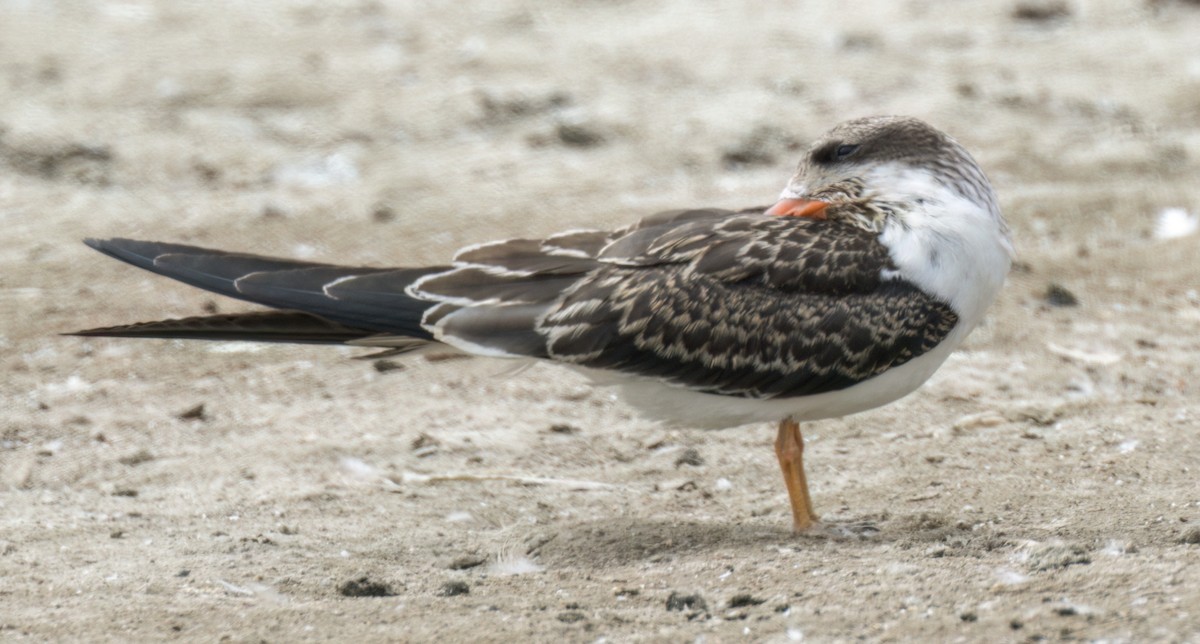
415 210 958 399
410 208 746 356
539 216 959 398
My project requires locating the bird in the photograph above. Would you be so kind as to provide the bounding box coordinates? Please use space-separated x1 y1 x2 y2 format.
72 115 1013 533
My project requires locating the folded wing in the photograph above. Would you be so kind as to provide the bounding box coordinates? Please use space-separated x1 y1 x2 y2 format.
412 210 959 398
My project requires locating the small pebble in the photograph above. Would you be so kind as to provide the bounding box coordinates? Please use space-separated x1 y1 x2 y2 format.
1027 541 1091 571
411 433 440 454
338 576 394 597
439 581 470 597
373 359 405 373
371 203 396 223
728 594 765 608
1044 283 1079 307
666 591 707 612
178 403 206 421
675 448 704 468
447 554 486 570
555 122 606 148
1012 0 1071 21
118 450 154 466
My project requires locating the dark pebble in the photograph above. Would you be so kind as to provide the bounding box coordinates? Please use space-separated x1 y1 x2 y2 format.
477 89 571 122
411 433 440 451
371 204 397 223
1012 0 1071 21
728 594 765 608
373 359 405 373
177 403 206 421
674 448 704 468
438 581 470 597
338 577 395 597
118 450 154 466
1044 283 1079 307
555 122 606 148
666 591 707 612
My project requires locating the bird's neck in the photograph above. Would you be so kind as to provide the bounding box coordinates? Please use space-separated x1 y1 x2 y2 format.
872 167 1013 328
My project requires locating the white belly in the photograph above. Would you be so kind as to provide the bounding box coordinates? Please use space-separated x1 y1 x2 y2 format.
591 324 969 430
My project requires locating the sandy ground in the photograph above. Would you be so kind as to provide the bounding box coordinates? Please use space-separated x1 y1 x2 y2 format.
3 1 1200 641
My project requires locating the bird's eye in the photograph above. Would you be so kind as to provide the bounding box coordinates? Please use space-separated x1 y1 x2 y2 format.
834 144 859 160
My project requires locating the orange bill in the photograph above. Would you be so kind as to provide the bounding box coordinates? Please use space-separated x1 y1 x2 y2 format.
765 198 830 219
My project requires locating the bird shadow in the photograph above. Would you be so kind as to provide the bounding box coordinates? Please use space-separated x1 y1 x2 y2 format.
532 511 978 569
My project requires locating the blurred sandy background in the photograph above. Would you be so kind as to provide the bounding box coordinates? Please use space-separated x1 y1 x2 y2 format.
2 0 1200 641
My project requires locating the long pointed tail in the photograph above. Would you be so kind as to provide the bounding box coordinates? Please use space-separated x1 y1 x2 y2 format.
69 310 376 343
74 238 447 344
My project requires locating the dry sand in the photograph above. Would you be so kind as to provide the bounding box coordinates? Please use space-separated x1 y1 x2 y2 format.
3 1 1200 641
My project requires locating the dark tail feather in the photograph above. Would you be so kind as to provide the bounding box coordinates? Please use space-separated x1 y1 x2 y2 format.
69 310 377 344
82 238 448 340
82 238 336 299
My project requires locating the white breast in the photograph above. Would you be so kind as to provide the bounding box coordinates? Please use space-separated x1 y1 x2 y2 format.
873 165 1013 332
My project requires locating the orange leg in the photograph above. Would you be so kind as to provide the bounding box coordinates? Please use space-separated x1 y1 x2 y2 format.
775 416 820 532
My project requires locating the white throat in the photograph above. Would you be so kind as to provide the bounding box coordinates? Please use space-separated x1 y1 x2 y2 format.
872 165 1013 331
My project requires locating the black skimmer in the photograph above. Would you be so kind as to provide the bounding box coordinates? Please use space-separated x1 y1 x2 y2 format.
73 116 1013 532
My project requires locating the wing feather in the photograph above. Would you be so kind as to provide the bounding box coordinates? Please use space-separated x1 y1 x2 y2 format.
537 216 958 398
70 310 373 344
80 238 443 340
